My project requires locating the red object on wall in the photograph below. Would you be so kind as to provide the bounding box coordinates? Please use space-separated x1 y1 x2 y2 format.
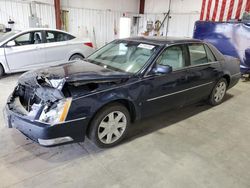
200 0 207 20
54 0 61 29
226 0 235 21
206 0 213 20
235 0 244 19
246 0 250 11
219 0 227 21
139 0 145 14
212 0 219 21
200 0 250 22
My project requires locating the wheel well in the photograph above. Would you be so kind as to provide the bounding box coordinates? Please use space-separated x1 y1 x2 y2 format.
86 99 137 137
223 74 230 86
0 63 5 74
69 53 84 60
114 99 137 122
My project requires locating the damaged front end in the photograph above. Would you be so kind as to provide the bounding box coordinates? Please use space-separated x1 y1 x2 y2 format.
7 72 73 126
4 73 77 146
4 68 130 146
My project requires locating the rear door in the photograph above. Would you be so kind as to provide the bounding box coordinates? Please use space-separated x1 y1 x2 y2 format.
43 30 74 66
184 43 223 104
4 31 45 71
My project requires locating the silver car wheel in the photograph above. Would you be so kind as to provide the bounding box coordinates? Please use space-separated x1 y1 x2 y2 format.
214 81 226 103
97 111 127 144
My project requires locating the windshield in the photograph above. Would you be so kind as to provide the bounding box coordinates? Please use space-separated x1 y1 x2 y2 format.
87 40 158 74
0 31 18 43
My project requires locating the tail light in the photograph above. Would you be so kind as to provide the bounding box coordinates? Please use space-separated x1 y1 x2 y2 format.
84 42 93 48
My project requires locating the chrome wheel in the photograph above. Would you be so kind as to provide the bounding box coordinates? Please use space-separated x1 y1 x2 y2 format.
214 81 226 103
97 111 127 144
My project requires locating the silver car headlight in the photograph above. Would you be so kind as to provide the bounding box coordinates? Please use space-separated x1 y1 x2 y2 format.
39 98 72 125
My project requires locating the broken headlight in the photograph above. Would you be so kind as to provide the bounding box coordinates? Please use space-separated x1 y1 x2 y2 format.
39 98 72 125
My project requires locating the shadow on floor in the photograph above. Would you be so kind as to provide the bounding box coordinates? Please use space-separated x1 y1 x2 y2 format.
13 93 234 163
124 92 233 141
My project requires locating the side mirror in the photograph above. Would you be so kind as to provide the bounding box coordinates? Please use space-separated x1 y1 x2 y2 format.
6 40 16 47
152 64 172 74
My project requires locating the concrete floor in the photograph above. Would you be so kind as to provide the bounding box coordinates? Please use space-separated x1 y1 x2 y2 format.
1 74 250 188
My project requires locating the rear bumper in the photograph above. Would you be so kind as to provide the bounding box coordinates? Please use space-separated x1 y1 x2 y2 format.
240 65 250 74
228 72 241 89
4 103 90 146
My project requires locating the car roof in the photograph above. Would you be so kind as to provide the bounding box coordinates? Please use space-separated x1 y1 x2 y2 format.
122 36 202 46
14 28 74 36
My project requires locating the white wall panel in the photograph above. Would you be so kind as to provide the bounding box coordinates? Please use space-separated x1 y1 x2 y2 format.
143 0 202 38
61 0 139 12
0 0 55 30
145 0 202 14
0 0 30 30
168 13 200 37
66 7 124 48
35 3 56 28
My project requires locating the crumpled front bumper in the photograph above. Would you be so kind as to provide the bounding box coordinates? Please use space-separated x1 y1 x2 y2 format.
4 95 89 146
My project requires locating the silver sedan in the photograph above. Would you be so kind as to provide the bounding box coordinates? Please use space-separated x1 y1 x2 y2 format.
0 28 95 77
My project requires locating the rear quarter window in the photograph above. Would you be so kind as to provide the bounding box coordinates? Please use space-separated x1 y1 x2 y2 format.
204 44 217 62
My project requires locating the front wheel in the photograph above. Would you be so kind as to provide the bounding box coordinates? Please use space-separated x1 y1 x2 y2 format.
88 103 130 148
209 78 227 106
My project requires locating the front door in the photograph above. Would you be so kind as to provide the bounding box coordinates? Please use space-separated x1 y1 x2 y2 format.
140 45 190 117
4 31 45 71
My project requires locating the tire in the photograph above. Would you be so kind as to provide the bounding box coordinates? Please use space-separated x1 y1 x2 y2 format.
0 64 4 77
69 54 84 61
88 103 131 148
209 78 227 106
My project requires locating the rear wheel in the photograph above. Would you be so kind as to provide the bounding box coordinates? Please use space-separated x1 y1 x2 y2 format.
69 54 84 61
88 103 130 148
209 78 227 106
0 64 4 77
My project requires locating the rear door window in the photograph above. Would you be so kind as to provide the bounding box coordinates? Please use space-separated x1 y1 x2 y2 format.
45 31 75 43
188 43 208 65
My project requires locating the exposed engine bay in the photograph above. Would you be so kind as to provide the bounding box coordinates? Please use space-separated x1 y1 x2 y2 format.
7 71 129 119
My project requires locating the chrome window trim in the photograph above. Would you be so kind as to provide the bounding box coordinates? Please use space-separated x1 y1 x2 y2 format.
144 43 220 78
146 81 214 102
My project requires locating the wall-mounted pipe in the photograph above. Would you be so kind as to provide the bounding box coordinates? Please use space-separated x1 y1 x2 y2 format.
54 0 61 29
139 0 145 14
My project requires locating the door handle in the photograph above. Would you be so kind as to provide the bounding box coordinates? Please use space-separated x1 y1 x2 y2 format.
180 75 189 81
35 46 41 50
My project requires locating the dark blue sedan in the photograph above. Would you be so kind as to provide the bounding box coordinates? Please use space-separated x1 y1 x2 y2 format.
4 37 241 147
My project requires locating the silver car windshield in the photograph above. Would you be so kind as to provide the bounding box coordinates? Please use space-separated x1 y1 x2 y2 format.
0 31 18 43
87 41 158 74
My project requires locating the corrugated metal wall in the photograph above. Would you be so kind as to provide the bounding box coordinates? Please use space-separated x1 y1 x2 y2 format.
65 8 199 48
135 12 199 38
0 0 55 30
65 7 124 48
0 0 199 48
35 2 56 28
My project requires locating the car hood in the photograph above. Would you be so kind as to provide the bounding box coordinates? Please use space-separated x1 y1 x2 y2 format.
17 61 131 102
18 60 131 87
